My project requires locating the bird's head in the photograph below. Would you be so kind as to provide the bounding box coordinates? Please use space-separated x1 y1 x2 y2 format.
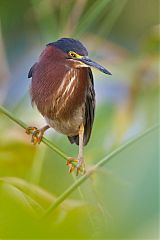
47 38 111 75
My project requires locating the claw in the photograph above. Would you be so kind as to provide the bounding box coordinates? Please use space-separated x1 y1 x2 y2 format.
76 157 85 176
66 157 78 173
25 127 37 135
32 129 43 144
26 126 49 145
66 157 85 176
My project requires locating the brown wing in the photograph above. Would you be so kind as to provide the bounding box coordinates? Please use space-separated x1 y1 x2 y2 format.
68 68 95 146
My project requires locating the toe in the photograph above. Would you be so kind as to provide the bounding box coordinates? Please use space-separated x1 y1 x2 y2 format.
76 158 85 176
26 127 37 134
66 157 85 176
66 157 78 174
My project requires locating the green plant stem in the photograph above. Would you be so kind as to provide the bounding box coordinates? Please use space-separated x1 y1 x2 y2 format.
43 125 158 217
98 0 127 36
0 105 158 218
0 105 68 160
74 0 111 36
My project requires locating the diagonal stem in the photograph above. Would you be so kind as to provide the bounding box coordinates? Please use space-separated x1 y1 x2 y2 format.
0 105 68 160
0 105 158 218
43 125 158 218
0 105 88 215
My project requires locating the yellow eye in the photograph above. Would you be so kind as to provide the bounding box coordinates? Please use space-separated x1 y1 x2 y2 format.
68 51 77 58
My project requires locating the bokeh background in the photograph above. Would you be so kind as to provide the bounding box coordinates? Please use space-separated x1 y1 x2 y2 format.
0 0 159 239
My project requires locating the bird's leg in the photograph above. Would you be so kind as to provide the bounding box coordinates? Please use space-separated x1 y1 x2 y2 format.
66 124 85 175
76 123 85 175
26 125 50 144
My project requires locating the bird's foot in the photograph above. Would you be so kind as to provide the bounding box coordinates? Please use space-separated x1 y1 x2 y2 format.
66 157 86 176
66 157 78 173
26 126 45 144
76 157 86 176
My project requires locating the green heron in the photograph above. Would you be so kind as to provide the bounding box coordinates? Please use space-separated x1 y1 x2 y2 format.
26 38 111 175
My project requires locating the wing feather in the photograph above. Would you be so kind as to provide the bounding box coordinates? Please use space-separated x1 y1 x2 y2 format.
68 68 95 146
83 68 95 145
28 63 37 78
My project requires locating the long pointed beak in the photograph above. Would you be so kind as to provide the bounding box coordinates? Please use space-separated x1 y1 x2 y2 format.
80 56 112 75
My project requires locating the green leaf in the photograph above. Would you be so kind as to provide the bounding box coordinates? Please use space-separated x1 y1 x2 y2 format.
75 0 111 36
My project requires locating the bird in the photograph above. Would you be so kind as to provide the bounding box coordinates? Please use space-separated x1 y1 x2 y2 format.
26 38 111 175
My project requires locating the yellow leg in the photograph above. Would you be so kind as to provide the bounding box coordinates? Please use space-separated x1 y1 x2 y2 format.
66 123 85 176
26 125 50 144
76 123 85 175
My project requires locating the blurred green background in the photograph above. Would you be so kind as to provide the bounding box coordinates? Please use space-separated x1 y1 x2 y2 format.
0 0 159 239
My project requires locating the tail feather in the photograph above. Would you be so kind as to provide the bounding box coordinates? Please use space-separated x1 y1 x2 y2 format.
67 131 89 146
68 135 79 145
